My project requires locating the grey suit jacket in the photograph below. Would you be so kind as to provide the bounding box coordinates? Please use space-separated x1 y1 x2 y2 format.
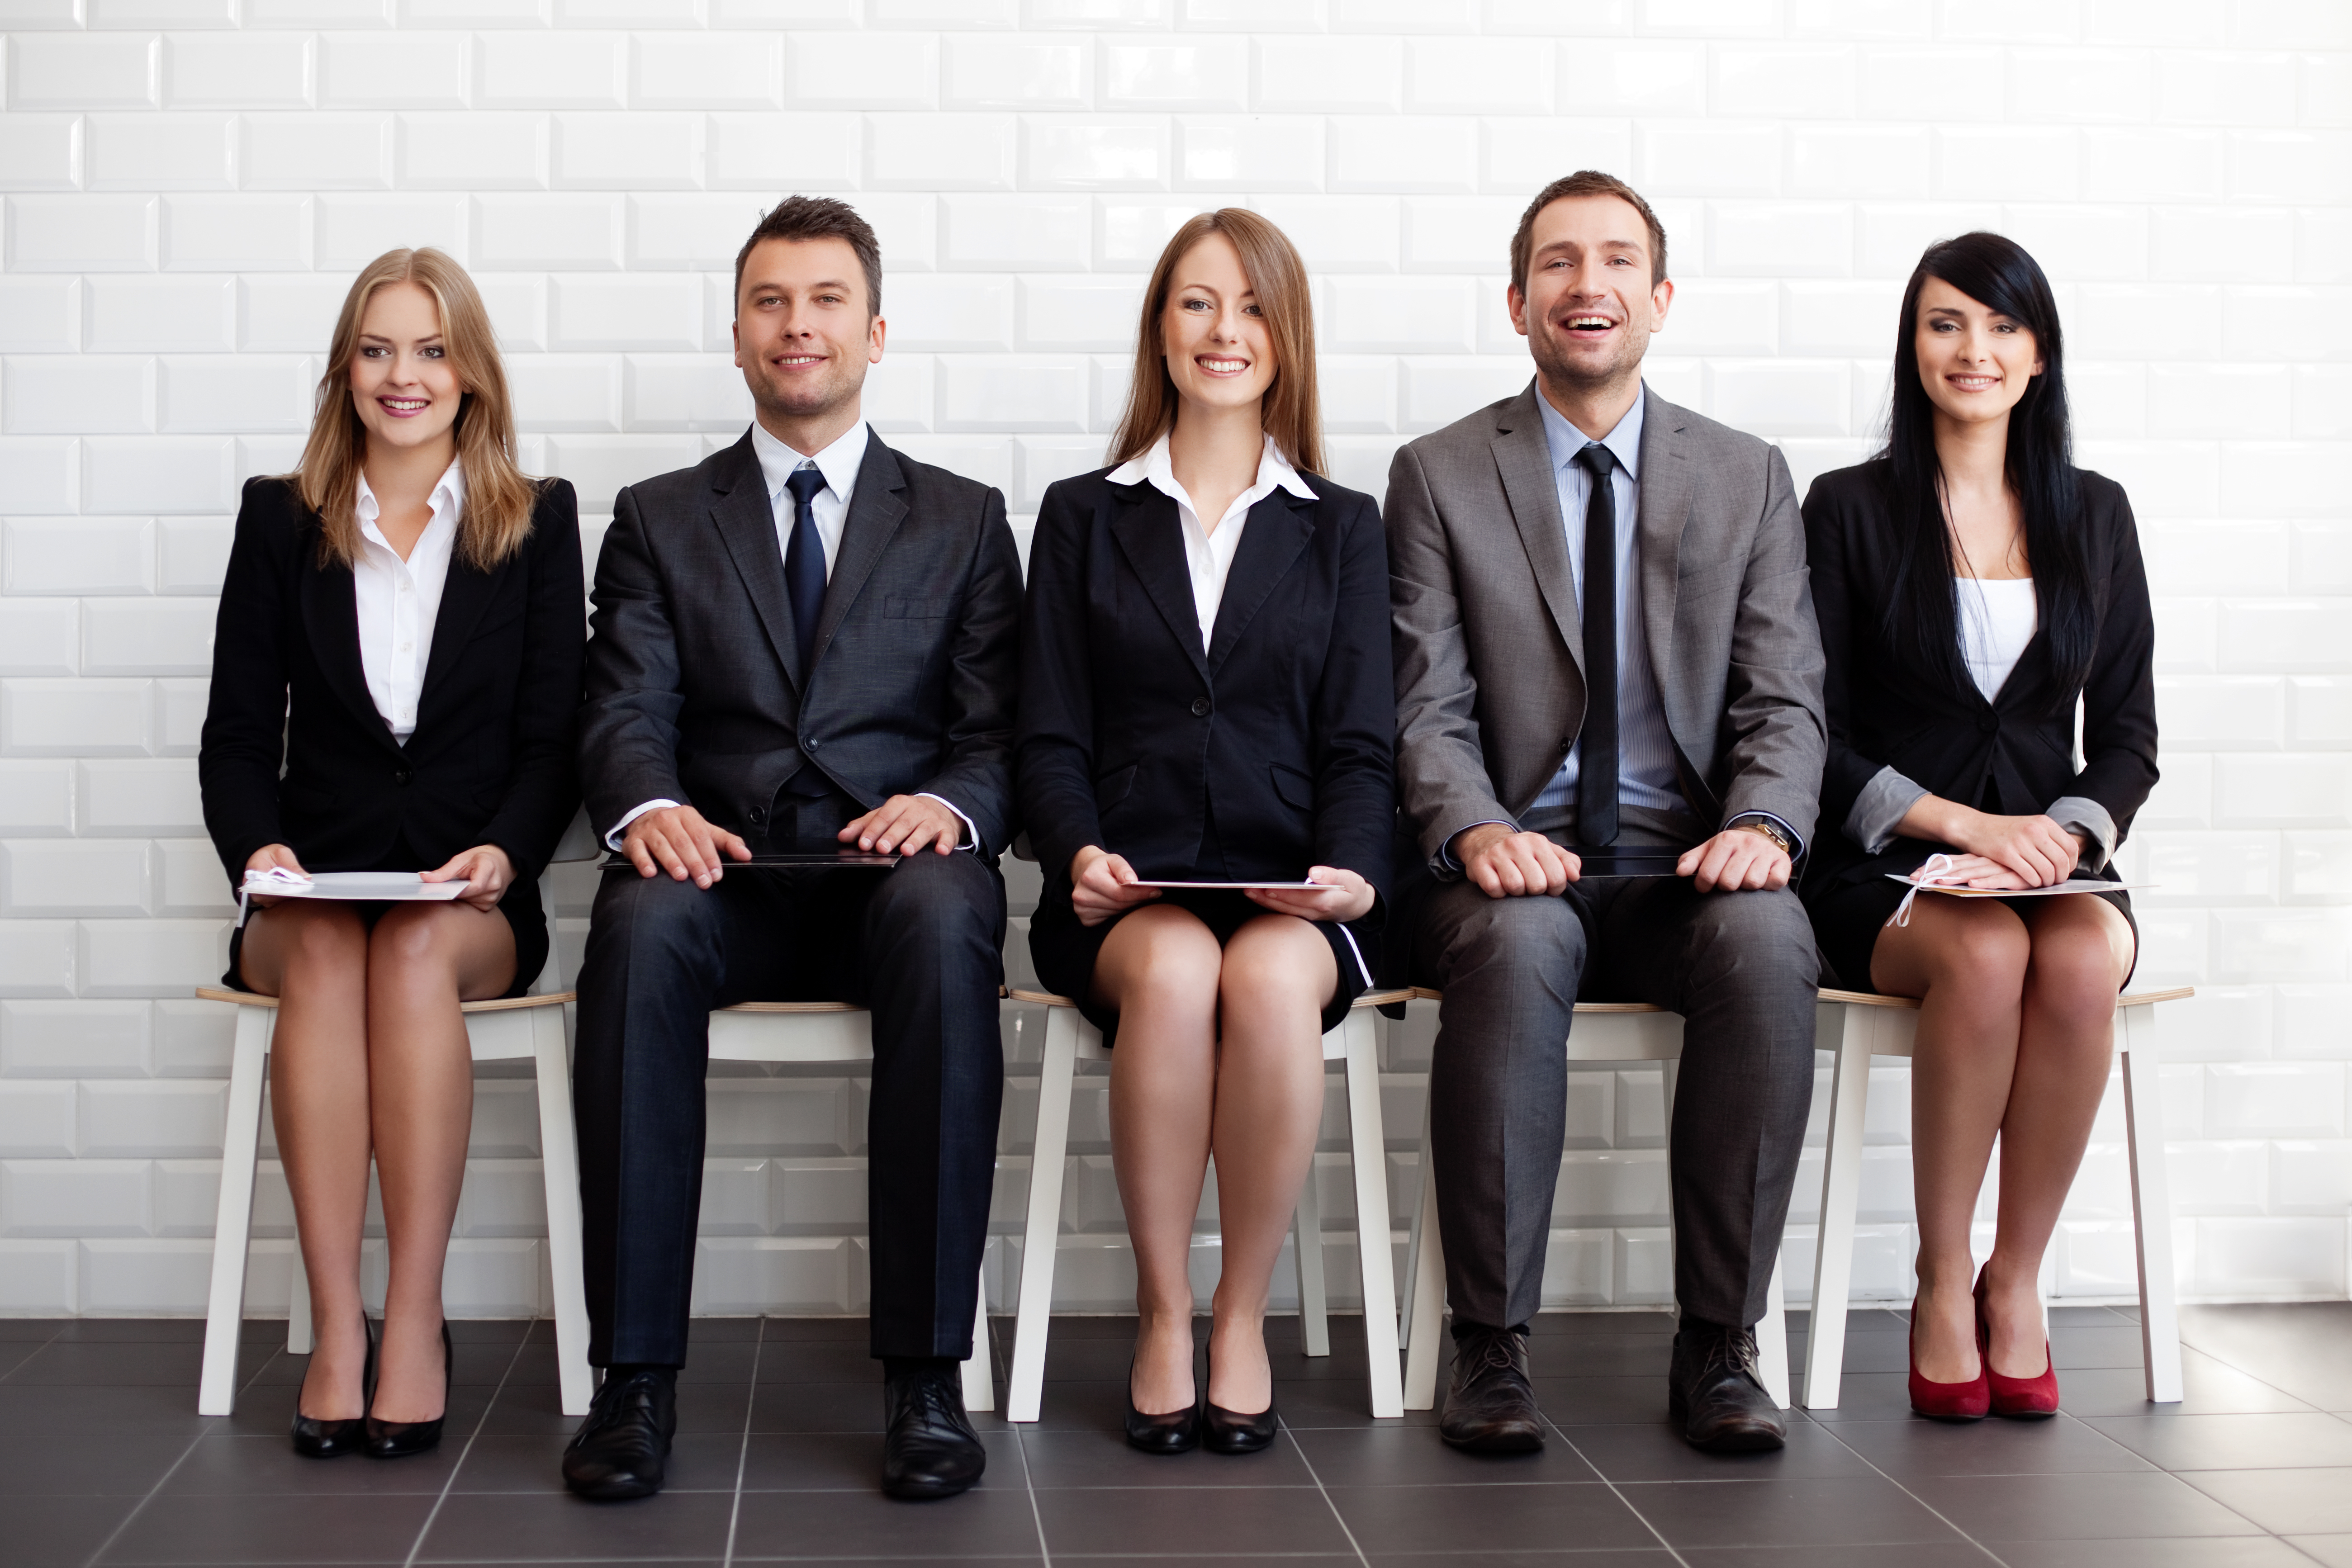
1387 382 1826 875
580 428 1022 855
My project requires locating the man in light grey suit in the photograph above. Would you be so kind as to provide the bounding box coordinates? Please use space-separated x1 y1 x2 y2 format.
1386 171 1826 1454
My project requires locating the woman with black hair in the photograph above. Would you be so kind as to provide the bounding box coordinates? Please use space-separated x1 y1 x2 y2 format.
1801 234 2157 1422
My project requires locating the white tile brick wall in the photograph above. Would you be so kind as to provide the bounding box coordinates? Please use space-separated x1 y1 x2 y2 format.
0 6 2340 1319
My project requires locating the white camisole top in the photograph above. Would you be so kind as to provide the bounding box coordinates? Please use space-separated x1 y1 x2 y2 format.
1956 576 2037 701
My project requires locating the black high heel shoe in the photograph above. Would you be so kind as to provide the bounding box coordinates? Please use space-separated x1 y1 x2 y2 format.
1124 1352 1201 1455
291 1314 375 1459
1202 1344 1278 1455
364 1320 451 1459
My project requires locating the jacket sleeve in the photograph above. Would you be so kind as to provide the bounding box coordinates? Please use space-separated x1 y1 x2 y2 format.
1715 445 1828 845
477 481 586 881
198 478 295 885
577 482 691 838
1386 441 1517 875
908 484 1021 857
1014 480 1106 883
2067 483 2160 839
1311 491 1396 900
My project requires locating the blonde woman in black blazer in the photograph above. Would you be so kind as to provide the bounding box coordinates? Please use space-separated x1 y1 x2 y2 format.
199 249 583 1460
1018 211 1392 1456
1802 234 2155 1422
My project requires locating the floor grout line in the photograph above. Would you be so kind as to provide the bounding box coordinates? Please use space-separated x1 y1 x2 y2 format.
78 1330 278 1568
401 1318 532 1568
1278 1419 1372 1568
1537 1410 1697 1568
721 1315 767 1568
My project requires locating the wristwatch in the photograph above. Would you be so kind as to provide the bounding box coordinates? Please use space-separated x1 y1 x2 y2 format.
1735 818 1792 856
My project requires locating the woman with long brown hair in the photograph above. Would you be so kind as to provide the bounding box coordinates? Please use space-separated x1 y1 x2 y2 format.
1016 210 1393 1454
199 248 584 1459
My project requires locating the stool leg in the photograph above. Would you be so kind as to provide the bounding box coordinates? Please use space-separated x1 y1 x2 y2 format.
1294 1126 1330 1357
2121 1005 2184 1403
1802 1003 1874 1410
961 1265 995 1413
1343 1010 1403 1418
1756 1251 1792 1408
1660 1056 1680 1313
1402 1107 1446 1411
200 1005 274 1415
531 1002 595 1417
1009 1007 1080 1423
287 1254 312 1356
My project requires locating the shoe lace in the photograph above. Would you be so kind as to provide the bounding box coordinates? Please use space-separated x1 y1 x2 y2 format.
1459 1329 1527 1386
1695 1326 1762 1385
893 1370 964 1431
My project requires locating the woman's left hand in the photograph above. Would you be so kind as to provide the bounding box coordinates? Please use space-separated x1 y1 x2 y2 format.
1247 866 1375 924
422 844 515 911
1924 853 2032 891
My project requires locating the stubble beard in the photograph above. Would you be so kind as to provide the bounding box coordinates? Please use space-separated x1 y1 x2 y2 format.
1528 323 1647 407
748 352 863 432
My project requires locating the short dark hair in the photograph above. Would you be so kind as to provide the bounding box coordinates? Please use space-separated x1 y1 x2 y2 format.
733 195 882 317
1509 171 1668 292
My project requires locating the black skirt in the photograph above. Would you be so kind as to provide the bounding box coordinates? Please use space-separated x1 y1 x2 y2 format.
1807 852 2136 995
1029 886 1373 1045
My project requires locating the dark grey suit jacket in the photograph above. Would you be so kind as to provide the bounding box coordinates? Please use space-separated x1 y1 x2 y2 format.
579 427 1022 853
1387 382 1826 875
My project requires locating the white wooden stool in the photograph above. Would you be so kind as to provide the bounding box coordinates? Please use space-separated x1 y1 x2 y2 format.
1802 985 2193 1410
1397 991 1794 1412
1003 987 1413 1423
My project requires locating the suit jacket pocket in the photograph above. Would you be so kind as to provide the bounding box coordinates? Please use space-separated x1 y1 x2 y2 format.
885 595 951 619
1096 763 1138 807
1271 762 1314 812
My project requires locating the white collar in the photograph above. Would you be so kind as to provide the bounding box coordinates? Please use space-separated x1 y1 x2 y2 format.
1537 382 1646 483
751 418 870 507
1106 431 1317 508
355 458 465 527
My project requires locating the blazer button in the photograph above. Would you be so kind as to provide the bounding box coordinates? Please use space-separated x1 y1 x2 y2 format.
1977 712 2000 734
748 805 767 825
393 766 413 786
803 735 821 751
1190 697 1210 717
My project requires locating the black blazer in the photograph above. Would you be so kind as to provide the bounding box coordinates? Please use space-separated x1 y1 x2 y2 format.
1800 459 2158 896
579 429 1021 851
1017 466 1394 903
199 475 586 886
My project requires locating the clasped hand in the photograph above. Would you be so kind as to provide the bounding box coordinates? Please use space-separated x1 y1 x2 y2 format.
1069 846 1375 928
624 795 963 889
1452 822 1791 897
1926 808 2082 891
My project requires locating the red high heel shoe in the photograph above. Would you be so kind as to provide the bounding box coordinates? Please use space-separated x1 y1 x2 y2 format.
1907 1289 1990 1421
1976 1272 2059 1418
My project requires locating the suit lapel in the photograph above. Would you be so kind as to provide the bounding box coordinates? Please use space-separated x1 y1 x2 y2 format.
1635 390 1692 736
297 553 400 752
413 549 503 731
810 431 907 668
1206 487 1315 671
1491 384 1585 677
707 433 803 690
1108 483 1210 678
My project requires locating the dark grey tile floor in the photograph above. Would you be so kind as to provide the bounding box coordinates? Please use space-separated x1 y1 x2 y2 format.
3 1302 2348 1567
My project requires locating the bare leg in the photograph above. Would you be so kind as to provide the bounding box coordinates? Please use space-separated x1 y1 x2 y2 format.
364 901 516 1422
1094 905 1223 1416
1870 897 2030 1383
1980 895 2135 1377
238 902 373 1421
1203 915 1335 1415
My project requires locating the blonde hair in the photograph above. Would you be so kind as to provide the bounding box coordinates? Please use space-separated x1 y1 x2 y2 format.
1109 209 1325 478
294 248 536 572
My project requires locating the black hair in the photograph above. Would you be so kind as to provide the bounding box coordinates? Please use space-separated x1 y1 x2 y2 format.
1880 232 2091 713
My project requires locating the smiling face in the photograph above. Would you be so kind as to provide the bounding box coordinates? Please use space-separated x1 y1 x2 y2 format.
733 235 884 428
347 280 462 456
1509 193 1673 396
1913 274 2043 431
1160 231 1276 417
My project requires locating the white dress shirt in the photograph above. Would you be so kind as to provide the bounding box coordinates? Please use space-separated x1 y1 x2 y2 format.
605 419 978 853
1957 576 2037 701
1106 431 1318 649
352 460 464 741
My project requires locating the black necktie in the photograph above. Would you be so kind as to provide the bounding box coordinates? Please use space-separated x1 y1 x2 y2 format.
1575 442 1619 846
782 465 828 676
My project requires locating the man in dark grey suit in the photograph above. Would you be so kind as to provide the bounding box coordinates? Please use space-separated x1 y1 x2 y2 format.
562 197 1020 1502
1387 171 1826 1454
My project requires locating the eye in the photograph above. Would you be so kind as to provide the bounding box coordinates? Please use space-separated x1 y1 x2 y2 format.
1242 303 1261 317
1181 297 1210 311
421 345 444 358
360 345 385 357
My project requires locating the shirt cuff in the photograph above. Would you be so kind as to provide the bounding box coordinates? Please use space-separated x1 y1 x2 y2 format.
1841 767 1930 856
2047 795 2117 873
604 798 680 851
1726 810 1807 864
1438 819 1516 872
915 793 980 854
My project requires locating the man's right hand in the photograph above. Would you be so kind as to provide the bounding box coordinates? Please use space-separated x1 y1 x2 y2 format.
1452 823 1579 899
623 805 751 888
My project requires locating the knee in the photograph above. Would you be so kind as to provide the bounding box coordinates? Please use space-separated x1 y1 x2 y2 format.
867 851 1000 943
1685 889 1818 993
1934 913 2031 1001
1438 886 1583 983
1217 923 1327 1018
592 869 720 948
283 907 366 973
2026 931 2124 1028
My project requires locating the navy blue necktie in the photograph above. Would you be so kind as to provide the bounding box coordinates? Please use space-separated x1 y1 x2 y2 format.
1575 442 1619 846
782 465 828 675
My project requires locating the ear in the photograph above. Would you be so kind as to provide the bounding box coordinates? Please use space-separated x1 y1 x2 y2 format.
1505 282 1530 339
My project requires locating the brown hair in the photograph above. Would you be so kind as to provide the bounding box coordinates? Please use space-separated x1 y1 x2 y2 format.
734 195 883 317
294 248 536 573
1510 171 1669 291
1109 208 1324 478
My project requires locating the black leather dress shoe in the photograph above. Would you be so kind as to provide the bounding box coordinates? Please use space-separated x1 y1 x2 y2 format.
882 1366 986 1500
365 1322 451 1459
563 1368 677 1500
1668 1320 1786 1453
1124 1355 1200 1455
1439 1323 1545 1453
291 1316 375 1459
1201 1351 1278 1456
